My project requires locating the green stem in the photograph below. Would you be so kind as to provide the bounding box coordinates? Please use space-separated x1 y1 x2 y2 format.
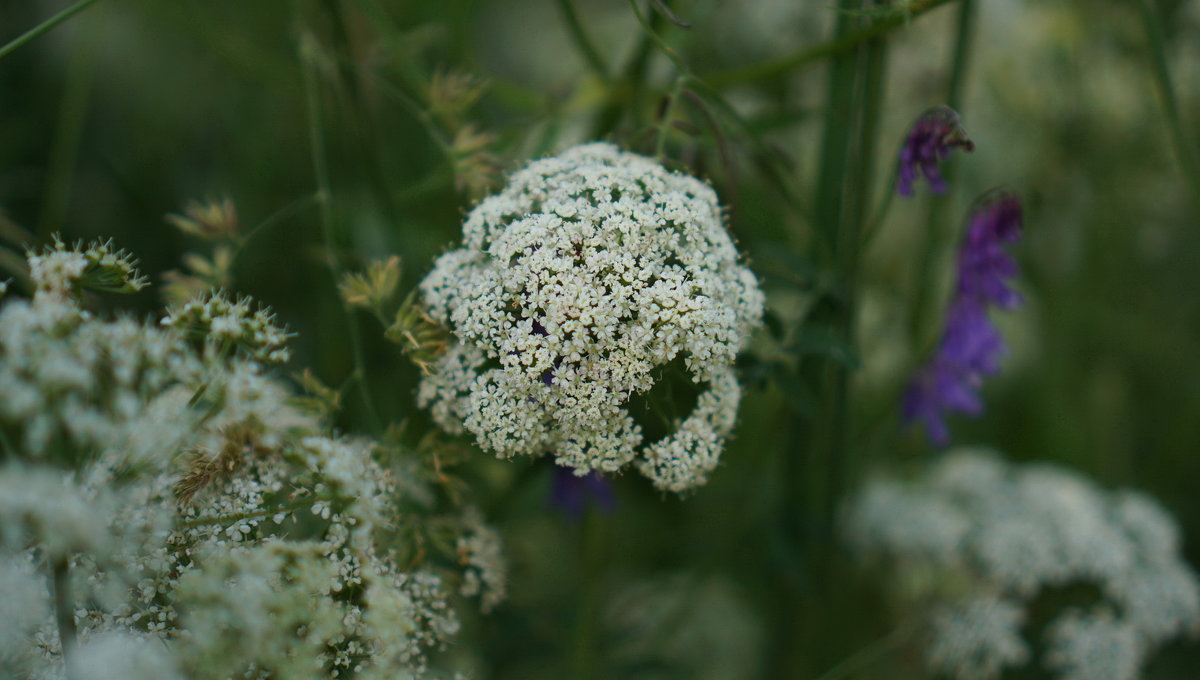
179 497 321 529
0 0 102 61
318 0 401 223
909 0 976 346
811 623 912 680
300 34 383 434
623 0 809 217
50 557 77 676
654 76 686 160
945 0 976 111
556 0 610 83
587 0 665 139
1135 0 1200 219
229 193 321 269
704 0 958 90
570 509 605 680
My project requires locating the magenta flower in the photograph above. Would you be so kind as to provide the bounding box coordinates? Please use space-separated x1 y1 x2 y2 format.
897 106 975 196
549 466 615 519
904 191 1023 444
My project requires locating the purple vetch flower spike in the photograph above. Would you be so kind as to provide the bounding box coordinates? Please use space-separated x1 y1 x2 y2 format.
897 106 975 197
549 465 615 520
904 190 1023 445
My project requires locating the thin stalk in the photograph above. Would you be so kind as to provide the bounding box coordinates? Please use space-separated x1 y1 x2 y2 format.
318 0 401 224
50 557 77 676
622 0 809 217
588 0 666 139
0 0 102 61
864 0 973 250
944 0 976 111
229 193 321 268
300 35 383 433
1135 0 1200 219
38 16 98 239
179 497 321 529
909 0 976 345
555 0 610 83
654 76 686 160
811 622 912 680
569 509 605 680
704 0 958 90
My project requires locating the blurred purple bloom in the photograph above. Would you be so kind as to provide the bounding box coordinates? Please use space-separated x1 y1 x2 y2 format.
904 191 1023 445
549 466 615 519
897 106 975 197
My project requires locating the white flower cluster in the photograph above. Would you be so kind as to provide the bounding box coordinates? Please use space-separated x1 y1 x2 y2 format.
27 236 147 298
0 241 504 679
845 449 1200 680
162 290 291 363
418 143 763 492
0 285 200 465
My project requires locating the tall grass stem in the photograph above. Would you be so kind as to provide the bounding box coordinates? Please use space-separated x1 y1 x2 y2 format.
0 0 102 62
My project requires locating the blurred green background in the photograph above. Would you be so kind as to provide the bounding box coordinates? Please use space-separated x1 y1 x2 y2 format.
2 0 1199 677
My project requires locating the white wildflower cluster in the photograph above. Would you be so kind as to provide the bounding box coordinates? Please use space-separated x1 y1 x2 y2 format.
845 449 1200 680
0 278 201 465
418 143 763 492
0 241 505 679
162 290 291 363
27 235 147 298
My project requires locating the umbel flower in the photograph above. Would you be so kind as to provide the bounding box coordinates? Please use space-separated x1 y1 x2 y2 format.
904 190 1023 445
897 106 975 196
418 143 764 492
845 449 1200 680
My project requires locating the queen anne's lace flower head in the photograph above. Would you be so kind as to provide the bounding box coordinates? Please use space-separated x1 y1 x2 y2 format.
418 143 763 492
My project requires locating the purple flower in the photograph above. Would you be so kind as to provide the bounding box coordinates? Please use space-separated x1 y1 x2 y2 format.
904 191 1023 445
897 106 975 197
549 466 615 519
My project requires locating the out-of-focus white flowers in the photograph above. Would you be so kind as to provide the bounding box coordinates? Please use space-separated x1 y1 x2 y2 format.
418 143 763 492
845 449 1200 680
27 236 148 298
163 290 291 363
456 509 508 614
0 239 505 679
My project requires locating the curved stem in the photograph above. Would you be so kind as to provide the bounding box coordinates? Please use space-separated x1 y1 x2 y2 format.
704 0 958 91
0 0 102 62
556 0 610 83
230 193 320 269
811 621 913 680
654 76 686 160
